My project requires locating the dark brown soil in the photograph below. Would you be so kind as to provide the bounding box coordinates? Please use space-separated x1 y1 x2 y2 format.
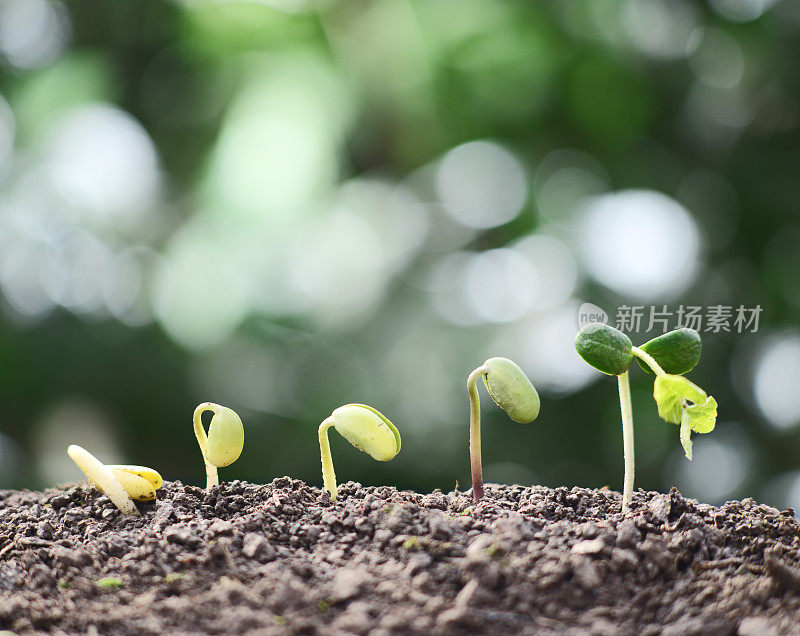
1 479 799 635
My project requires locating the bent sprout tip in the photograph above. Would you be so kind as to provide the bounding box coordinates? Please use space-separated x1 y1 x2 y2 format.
318 404 401 501
468 357 540 503
193 402 244 489
67 445 163 516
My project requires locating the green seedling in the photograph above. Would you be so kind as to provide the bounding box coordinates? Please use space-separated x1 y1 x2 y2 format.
575 324 717 514
193 402 244 489
164 573 186 584
318 404 401 501
67 445 163 516
467 357 540 502
96 577 124 589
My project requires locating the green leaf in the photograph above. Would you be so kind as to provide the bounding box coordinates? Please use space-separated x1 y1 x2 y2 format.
636 328 701 375
574 323 634 376
653 374 705 423
653 374 717 460
686 395 717 434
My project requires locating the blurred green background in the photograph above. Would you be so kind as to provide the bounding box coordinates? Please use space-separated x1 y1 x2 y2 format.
1 0 799 511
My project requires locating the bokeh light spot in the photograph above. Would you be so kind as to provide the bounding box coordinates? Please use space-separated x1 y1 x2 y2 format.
34 400 122 486
154 223 249 350
672 425 750 503
289 210 386 327
0 0 69 71
206 58 349 222
464 248 539 323
0 92 14 179
753 332 800 431
510 234 579 312
578 189 700 301
490 301 599 396
622 0 698 60
687 27 745 89
427 252 482 327
533 148 610 221
709 0 776 22
436 140 527 229
686 84 754 133
44 104 161 229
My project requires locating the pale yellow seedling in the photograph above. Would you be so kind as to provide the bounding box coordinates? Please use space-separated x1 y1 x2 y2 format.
67 445 141 516
193 402 245 489
104 465 163 502
318 404 401 501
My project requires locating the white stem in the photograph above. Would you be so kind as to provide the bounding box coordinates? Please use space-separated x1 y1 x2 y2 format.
680 410 693 460
67 445 140 516
617 371 634 514
631 347 666 377
193 403 220 489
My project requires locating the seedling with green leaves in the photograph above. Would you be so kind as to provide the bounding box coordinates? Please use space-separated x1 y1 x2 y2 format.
467 357 541 502
318 404 401 501
575 324 717 513
67 444 163 516
193 402 244 489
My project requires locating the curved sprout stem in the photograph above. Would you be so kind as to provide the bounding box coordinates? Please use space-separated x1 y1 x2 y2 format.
318 417 337 500
467 365 490 502
631 346 666 377
617 371 635 514
193 403 220 489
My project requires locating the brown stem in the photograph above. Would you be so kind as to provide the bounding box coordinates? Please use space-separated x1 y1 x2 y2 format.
468 365 489 502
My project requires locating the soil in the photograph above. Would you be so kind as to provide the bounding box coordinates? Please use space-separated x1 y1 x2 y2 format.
1 479 799 635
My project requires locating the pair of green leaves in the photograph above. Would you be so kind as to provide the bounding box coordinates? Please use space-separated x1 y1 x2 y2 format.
575 324 701 377
575 323 716 458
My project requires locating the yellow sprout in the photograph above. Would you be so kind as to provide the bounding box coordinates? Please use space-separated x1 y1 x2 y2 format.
193 402 244 489
66 445 162 516
105 465 163 502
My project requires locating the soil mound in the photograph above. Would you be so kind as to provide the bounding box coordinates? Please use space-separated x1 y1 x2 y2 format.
1 479 799 634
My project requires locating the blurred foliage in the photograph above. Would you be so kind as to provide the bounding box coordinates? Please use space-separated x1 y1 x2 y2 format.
1 0 799 509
